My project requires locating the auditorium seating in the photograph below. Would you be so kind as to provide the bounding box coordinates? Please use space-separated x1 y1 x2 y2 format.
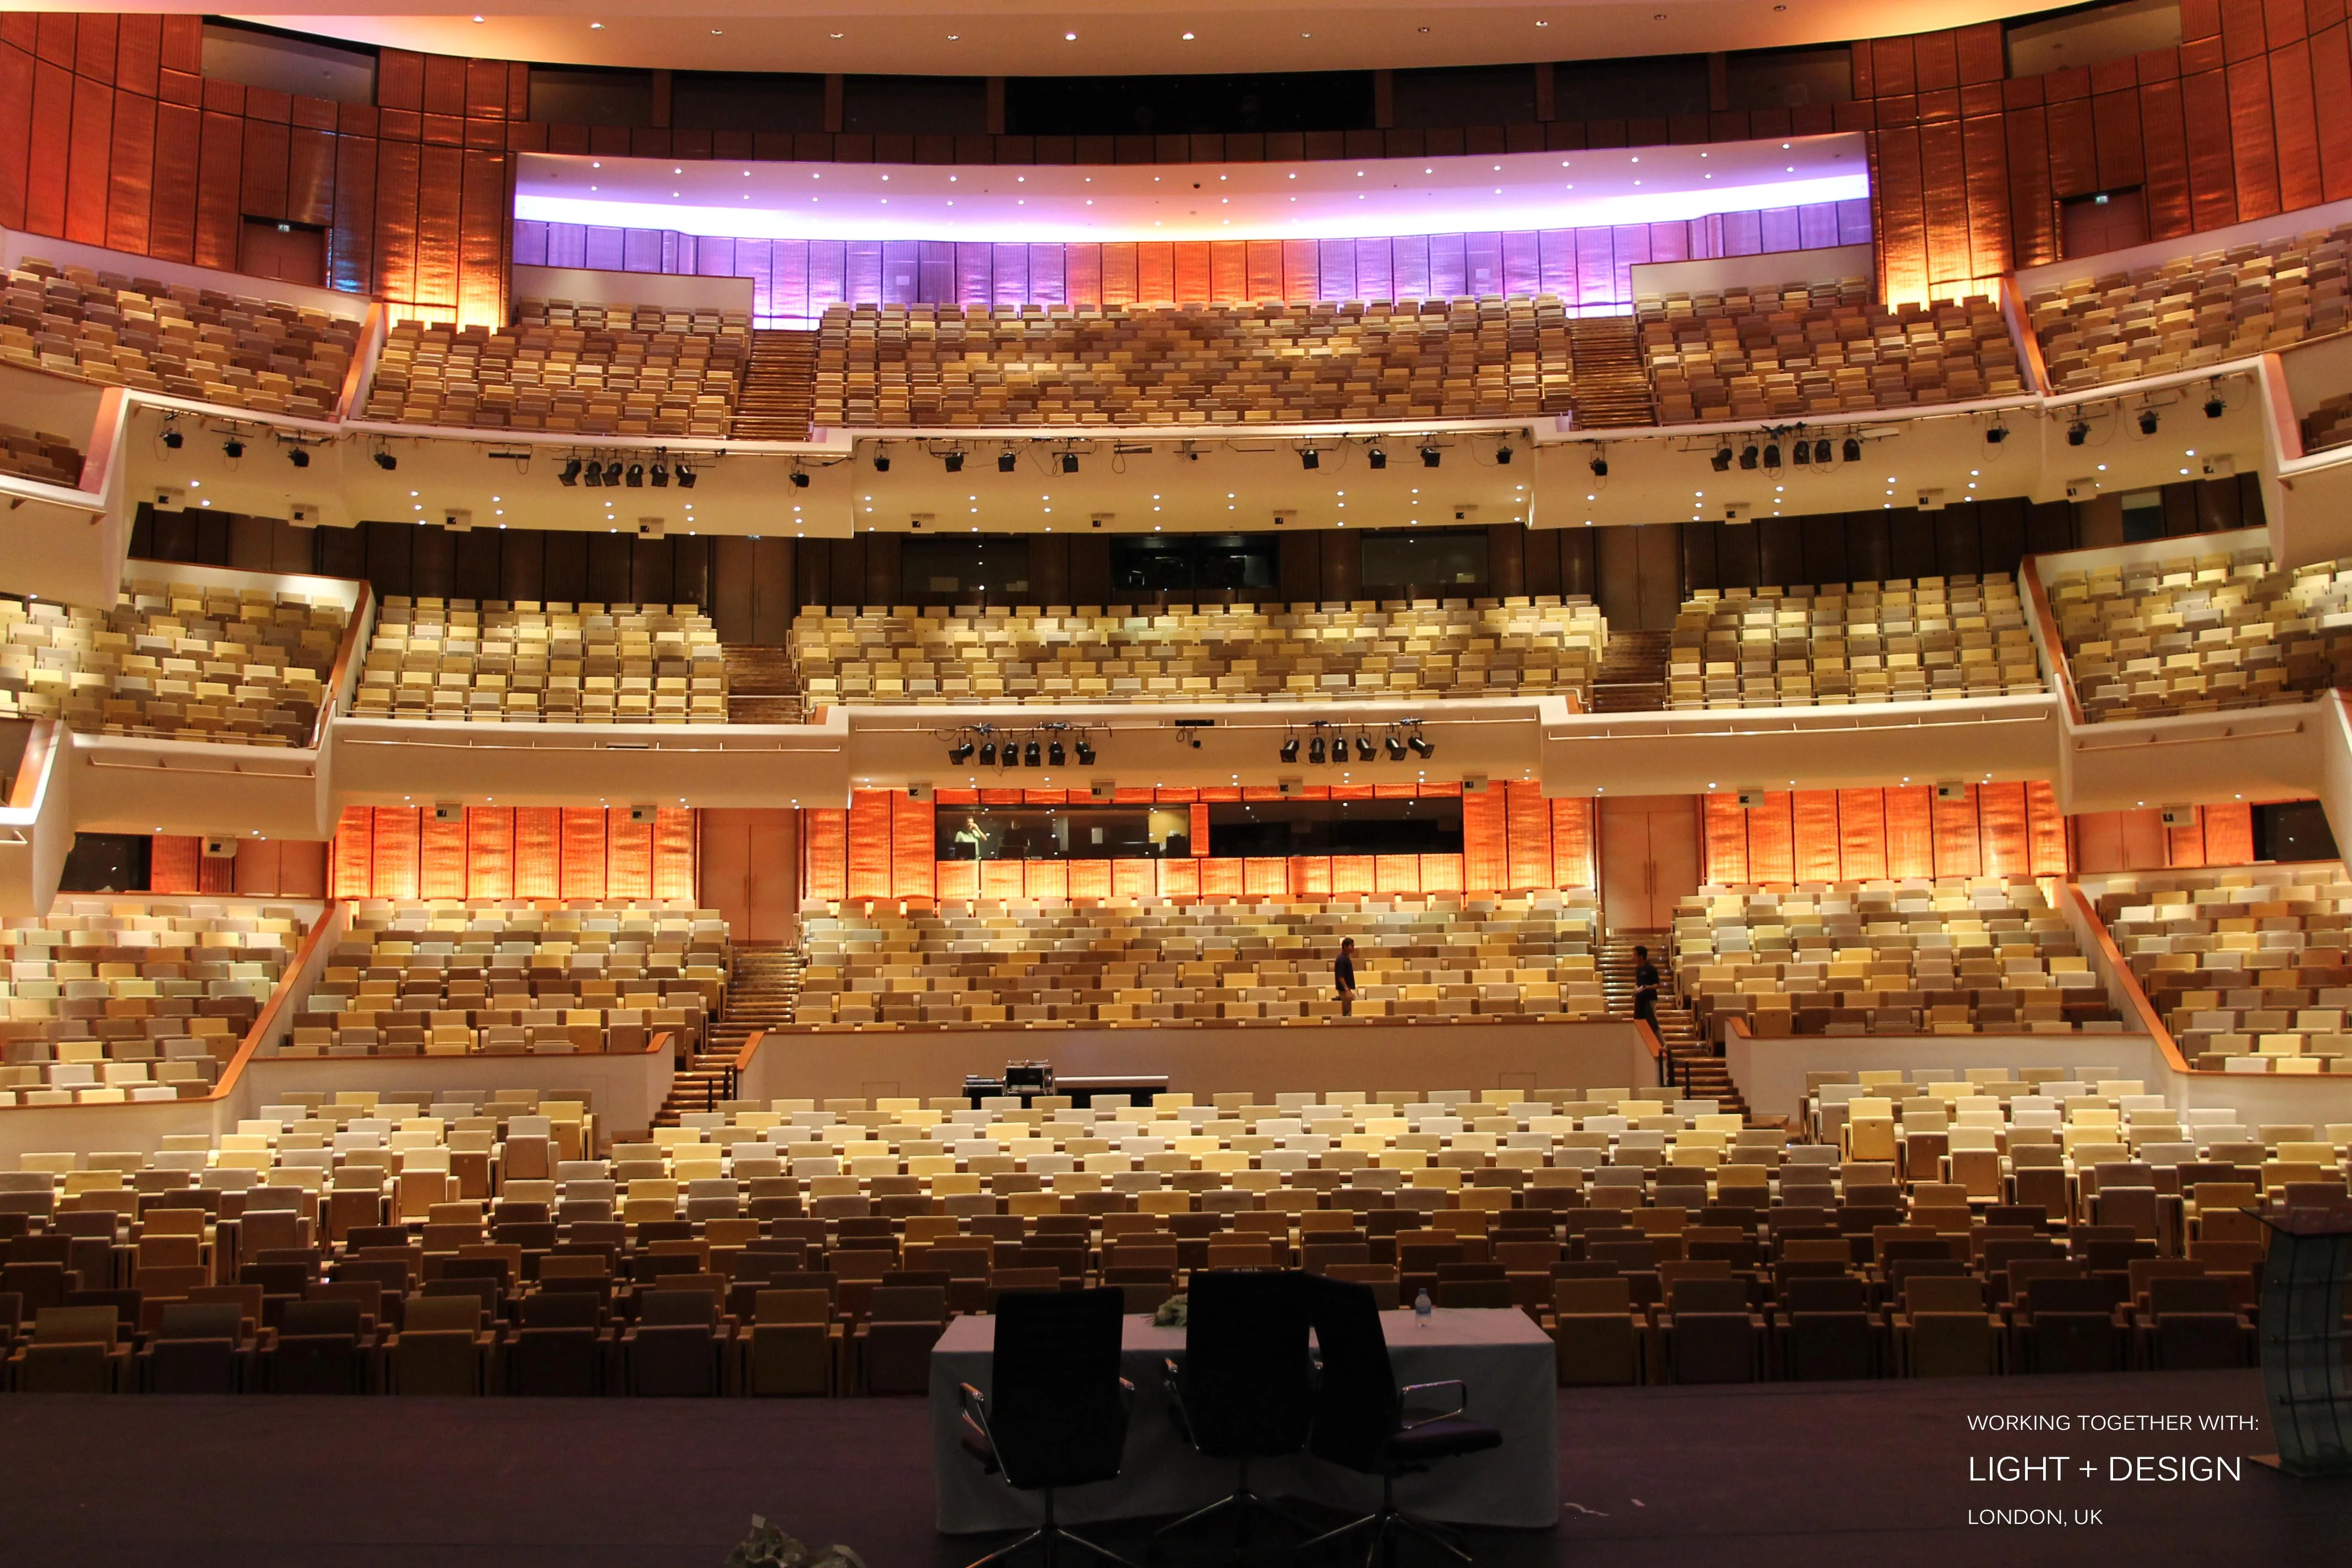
0 258 356 417
792 597 1609 707
270 901 728 1060
2091 866 2352 1074
791 893 1604 1030
812 297 1575 427
0 901 311 1107
0 577 349 745
2027 222 2352 391
352 598 728 724
2299 391 2352 455
1667 575 2042 709
1637 279 2023 422
0 421 84 488
2042 545 2352 721
1670 879 2120 1038
362 298 749 437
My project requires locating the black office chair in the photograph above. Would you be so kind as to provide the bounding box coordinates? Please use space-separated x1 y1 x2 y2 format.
1301 1273 1502 1565
1159 1268 1317 1547
957 1286 1137 1568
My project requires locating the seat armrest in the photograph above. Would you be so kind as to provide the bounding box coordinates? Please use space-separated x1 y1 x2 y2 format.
1400 1377 1468 1425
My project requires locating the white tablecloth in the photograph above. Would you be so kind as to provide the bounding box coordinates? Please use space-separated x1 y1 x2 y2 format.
929 1307 1558 1533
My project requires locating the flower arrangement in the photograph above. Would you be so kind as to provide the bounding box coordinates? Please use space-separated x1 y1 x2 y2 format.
723 1517 867 1568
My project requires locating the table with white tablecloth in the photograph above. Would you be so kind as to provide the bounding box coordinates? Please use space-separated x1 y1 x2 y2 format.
928 1306 1558 1534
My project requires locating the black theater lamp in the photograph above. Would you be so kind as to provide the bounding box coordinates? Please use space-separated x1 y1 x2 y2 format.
1355 734 1375 761
1074 736 1095 766
1023 739 1042 767
1048 739 1065 767
950 739 976 765
1408 732 1434 759
559 459 581 486
1308 736 1326 765
1386 733 1407 760
978 741 997 766
1281 736 1300 763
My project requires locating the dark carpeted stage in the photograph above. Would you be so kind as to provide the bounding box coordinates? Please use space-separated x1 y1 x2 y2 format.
1 1370 2338 1568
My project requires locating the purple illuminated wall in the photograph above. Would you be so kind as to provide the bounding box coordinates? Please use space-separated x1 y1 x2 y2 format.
511 200 1871 325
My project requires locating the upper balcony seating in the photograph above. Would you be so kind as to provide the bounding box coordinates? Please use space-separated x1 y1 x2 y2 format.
362 298 749 438
812 297 1575 428
1671 879 2119 1038
792 597 1608 707
273 901 728 1061
1638 279 2022 423
1667 574 2041 710
0 421 84 488
2093 867 2352 1075
353 598 728 725
0 577 347 746
2027 223 2352 392
0 257 355 417
792 892 1603 1030
0 901 311 1108
2043 546 2352 721
2300 391 2352 455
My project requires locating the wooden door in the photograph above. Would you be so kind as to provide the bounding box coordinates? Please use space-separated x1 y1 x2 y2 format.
1599 795 1702 930
238 219 326 288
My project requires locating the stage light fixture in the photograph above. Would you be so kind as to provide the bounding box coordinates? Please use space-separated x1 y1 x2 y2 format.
1060 453 1079 475
373 449 397 471
222 437 244 460
1711 447 1733 472
1814 439 1832 465
1586 453 1605 477
625 463 645 487
1023 739 1042 767
559 459 581 486
1738 445 1759 470
603 461 623 486
1308 735 1326 765
1048 738 1066 767
788 469 808 488
1327 738 1347 769
1368 447 1387 470
1497 444 1515 465
1985 424 2008 445
999 450 1018 473
1408 731 1434 759
2138 408 2160 435
1354 734 1375 761
978 741 997 766
161 426 183 450
1842 437 1862 462
287 446 309 469
651 462 669 487
676 463 695 488
1762 443 1781 470
2203 395 2226 419
949 739 975 765
1791 440 1809 465
1386 733 1407 760
1300 449 1320 471
1074 736 1095 766
944 451 965 473
1419 444 1441 468
2066 421 2089 447
1281 735 1300 763
873 454 891 473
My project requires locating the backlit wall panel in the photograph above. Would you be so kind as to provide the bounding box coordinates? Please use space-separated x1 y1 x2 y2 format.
1702 783 2074 883
326 805 705 901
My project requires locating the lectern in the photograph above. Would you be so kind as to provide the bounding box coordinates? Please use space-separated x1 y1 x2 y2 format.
2252 1204 2352 1477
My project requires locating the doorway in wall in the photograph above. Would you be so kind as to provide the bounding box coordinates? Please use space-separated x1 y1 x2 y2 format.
238 219 326 288
1598 794 1701 932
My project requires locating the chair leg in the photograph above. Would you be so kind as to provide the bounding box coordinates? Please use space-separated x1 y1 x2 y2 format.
1300 1475 1475 1567
1155 1457 1318 1544
967 1488 1140 1568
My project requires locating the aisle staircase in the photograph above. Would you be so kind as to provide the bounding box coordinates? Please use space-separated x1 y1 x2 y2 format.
1588 630 1671 714
722 644 802 724
1597 933 1758 1124
730 329 819 440
652 941 802 1127
1566 316 1658 429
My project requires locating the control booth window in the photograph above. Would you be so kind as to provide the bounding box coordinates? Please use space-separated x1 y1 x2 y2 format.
1207 797 1464 856
937 804 1193 861
1111 533 1278 596
1360 527 1489 593
901 535 1031 601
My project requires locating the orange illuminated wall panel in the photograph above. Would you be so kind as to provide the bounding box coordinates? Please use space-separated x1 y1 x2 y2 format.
559 807 606 899
514 807 562 899
802 809 846 902
150 834 200 894
1190 803 1211 856
981 859 1024 899
331 805 373 899
1929 787 1981 878
1550 799 1594 888
200 853 234 895
1067 860 1112 900
1290 857 1332 897
2165 813 2208 868
1421 853 1465 892
891 792 935 900
1331 854 1376 894
1885 787 1935 879
1201 858 1245 896
1461 787 1507 891
936 859 978 900
2201 801 2256 865
846 790 891 899
1159 858 1201 899
1374 854 1420 894
1025 859 1069 901
1746 793 1794 884
1702 796 1749 883
1792 790 1842 883
652 808 697 900
419 812 467 900
2025 781 2069 875
1976 781 2029 878
372 807 421 900
467 807 514 900
1112 859 1153 899
605 811 653 899
1504 782 1552 890
1836 790 1887 881
1245 858 1288 896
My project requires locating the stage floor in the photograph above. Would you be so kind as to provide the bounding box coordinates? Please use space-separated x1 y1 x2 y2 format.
0 1370 2338 1568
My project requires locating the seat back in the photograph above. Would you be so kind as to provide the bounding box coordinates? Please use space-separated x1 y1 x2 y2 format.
636 1288 716 1329
520 1291 600 1329
1303 1273 1401 1472
986 1287 1129 1491
403 1294 482 1333
1178 1268 1313 1457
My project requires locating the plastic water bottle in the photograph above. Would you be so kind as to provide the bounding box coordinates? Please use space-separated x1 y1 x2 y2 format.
1414 1287 1433 1326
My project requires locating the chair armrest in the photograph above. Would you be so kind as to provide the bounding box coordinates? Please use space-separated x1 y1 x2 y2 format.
957 1380 992 1442
1400 1377 1468 1426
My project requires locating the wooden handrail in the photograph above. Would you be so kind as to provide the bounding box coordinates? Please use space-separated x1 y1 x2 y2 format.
7 719 56 813
76 384 126 498
336 303 388 424
2062 880 2193 1076
312 580 374 751
2017 552 2085 728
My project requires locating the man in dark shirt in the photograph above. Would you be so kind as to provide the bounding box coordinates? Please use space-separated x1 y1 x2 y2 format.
1334 937 1357 1016
1632 944 1660 1028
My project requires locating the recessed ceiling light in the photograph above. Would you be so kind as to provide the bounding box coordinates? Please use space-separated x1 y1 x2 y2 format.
589 21 602 28
1065 30 1077 39
1182 30 1196 39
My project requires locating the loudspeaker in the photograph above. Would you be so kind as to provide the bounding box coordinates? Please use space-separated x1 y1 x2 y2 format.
432 803 464 824
627 805 658 824
200 837 237 859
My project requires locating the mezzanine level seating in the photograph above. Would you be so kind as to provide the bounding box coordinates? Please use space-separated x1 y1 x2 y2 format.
0 578 346 745
0 258 355 417
1667 574 2040 710
0 902 311 1107
0 421 83 488
813 296 1575 428
1638 279 2022 422
792 597 1608 707
352 598 728 724
2043 546 2352 721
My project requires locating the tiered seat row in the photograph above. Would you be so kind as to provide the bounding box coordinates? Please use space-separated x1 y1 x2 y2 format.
0 421 83 487
1639 279 2022 422
2043 545 2352 721
1671 879 2119 1038
0 578 347 745
353 598 727 725
0 902 311 1107
362 298 748 437
2028 222 2352 391
1667 574 2040 710
272 902 728 1059
793 893 1602 1030
2299 390 2352 454
2093 866 2352 1074
0 259 355 417
793 596 1608 707
813 297 1575 427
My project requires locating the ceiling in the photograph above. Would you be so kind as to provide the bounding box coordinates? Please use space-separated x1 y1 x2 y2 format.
228 2 2051 78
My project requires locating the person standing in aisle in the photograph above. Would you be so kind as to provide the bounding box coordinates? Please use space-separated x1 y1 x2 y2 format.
1334 937 1358 1017
1632 944 1660 1029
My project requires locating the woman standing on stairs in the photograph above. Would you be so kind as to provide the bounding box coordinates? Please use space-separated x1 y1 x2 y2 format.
1631 945 1659 1030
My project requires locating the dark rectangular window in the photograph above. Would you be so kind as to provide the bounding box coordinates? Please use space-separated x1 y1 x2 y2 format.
529 67 654 128
201 21 377 106
1207 797 1464 856
1110 533 1278 596
1724 45 1852 110
672 72 826 133
842 75 989 136
1360 527 1489 592
2007 0 2182 78
2118 489 2166 543
1392 66 1537 128
2254 801 2337 864
59 834 152 894
1554 55 1709 120
902 535 1031 598
1005 73 1375 136
938 804 1192 860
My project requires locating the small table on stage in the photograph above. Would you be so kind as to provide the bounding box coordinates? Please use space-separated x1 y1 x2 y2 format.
961 1075 1170 1109
929 1306 1559 1534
